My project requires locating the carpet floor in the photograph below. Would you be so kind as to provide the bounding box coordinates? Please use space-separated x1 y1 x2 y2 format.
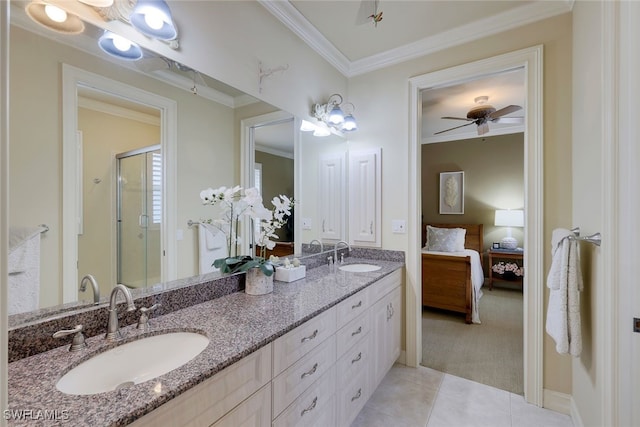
421 286 524 395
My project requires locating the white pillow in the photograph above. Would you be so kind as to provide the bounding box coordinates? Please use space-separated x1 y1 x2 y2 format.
425 226 466 252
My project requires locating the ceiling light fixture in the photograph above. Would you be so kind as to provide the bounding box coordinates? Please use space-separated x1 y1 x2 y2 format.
25 1 85 34
130 0 178 41
98 31 143 61
313 94 358 133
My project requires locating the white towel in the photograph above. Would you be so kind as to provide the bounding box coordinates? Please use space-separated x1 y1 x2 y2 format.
8 229 42 315
545 228 583 356
198 224 228 274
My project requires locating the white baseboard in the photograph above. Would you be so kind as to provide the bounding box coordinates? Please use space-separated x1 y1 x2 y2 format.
543 388 583 427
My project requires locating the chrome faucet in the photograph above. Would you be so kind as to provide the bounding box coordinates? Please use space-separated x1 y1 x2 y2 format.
79 274 100 304
105 284 136 341
334 240 351 265
309 239 324 252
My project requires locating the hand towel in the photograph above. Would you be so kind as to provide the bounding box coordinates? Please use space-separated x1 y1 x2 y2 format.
198 224 228 274
545 228 584 356
8 230 42 315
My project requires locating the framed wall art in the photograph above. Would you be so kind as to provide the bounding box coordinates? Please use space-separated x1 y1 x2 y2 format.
439 171 464 214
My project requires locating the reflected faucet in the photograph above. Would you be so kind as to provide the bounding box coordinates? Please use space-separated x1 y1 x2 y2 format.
105 284 136 341
309 239 324 252
334 240 351 266
79 274 100 304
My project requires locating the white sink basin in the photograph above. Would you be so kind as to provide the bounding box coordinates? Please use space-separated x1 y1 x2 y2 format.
56 332 209 395
339 263 382 273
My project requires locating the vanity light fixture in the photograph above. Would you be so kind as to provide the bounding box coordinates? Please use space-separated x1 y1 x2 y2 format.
98 30 143 61
25 1 85 34
299 120 331 137
313 93 358 133
77 0 115 7
130 0 178 41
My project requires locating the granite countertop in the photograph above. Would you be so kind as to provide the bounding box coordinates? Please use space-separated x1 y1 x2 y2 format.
7 258 404 426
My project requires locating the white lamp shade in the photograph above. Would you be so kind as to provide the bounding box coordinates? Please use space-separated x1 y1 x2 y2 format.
130 0 178 41
494 209 524 227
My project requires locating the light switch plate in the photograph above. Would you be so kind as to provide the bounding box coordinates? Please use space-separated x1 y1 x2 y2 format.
392 220 406 234
302 218 312 230
176 229 184 241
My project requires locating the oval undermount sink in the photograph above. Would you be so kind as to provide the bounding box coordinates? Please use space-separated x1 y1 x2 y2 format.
56 332 209 395
339 263 382 273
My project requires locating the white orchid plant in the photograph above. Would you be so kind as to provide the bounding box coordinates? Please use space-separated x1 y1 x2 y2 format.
199 185 293 276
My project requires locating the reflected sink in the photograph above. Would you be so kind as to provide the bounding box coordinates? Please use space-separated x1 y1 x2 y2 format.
56 332 209 395
339 263 382 273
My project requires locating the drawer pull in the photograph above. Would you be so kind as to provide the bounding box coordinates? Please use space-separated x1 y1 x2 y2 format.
351 352 362 364
300 396 318 417
352 300 363 309
301 363 319 379
300 329 318 343
351 326 363 337
351 388 362 402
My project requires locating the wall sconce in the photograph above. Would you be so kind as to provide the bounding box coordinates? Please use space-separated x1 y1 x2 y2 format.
494 209 524 249
98 30 143 60
25 1 85 34
130 0 178 41
313 94 358 132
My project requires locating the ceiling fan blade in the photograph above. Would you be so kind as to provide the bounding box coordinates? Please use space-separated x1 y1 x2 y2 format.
489 105 522 119
434 121 476 135
477 122 490 135
493 117 524 124
356 0 376 25
441 116 473 121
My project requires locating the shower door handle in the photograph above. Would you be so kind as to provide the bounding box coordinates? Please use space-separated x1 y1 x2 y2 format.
138 214 149 228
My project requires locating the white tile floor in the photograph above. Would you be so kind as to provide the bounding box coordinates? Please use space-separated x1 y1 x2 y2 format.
352 364 574 427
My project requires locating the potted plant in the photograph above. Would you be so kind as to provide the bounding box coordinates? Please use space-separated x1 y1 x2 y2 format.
199 185 293 295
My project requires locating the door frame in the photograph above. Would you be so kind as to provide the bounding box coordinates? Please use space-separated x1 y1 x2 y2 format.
408 45 544 405
62 64 177 302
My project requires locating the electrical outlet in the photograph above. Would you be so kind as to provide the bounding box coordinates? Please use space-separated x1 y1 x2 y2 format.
392 220 406 234
302 218 312 230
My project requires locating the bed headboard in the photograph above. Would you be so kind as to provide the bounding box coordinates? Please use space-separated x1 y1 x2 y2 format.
422 223 484 253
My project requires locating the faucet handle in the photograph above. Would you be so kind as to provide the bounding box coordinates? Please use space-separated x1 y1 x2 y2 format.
137 304 161 331
53 325 87 352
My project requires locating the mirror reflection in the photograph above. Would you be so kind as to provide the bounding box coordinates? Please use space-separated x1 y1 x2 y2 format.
8 1 347 324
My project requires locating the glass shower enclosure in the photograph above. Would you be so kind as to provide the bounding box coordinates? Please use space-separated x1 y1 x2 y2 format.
116 145 161 288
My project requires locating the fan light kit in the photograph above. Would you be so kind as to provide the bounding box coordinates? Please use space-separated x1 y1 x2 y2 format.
25 0 178 61
437 95 523 136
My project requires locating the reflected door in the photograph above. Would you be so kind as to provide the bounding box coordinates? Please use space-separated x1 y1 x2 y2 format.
116 147 161 288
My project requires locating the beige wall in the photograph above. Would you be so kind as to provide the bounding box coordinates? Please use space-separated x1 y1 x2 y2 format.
349 13 573 394
255 151 294 241
421 133 525 265
77 108 160 299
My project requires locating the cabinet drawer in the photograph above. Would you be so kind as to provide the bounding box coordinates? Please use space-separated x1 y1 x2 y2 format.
211 383 271 427
272 335 336 417
336 333 370 389
130 344 271 427
336 288 369 329
368 269 402 303
336 366 369 427
273 307 336 376
336 309 370 358
272 366 336 427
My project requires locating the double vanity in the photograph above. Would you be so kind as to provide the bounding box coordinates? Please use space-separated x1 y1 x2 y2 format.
7 251 403 426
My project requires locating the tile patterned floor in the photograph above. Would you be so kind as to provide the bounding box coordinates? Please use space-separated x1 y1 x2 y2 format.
352 364 574 427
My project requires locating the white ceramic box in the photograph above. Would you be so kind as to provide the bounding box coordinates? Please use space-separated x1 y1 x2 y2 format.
275 266 306 282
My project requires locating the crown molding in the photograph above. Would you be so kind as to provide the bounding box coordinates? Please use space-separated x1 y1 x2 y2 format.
255 143 294 159
258 0 351 75
422 126 524 145
260 0 573 77
78 96 161 126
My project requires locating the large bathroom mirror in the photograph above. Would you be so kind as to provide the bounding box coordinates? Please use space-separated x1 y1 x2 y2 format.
7 1 343 323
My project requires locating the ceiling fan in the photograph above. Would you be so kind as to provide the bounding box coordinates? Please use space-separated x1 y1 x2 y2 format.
435 96 523 136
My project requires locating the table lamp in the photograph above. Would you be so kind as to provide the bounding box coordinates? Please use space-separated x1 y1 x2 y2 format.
494 209 524 249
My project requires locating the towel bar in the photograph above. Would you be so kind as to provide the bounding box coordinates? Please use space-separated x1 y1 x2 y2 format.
570 227 602 246
187 220 201 227
39 224 49 233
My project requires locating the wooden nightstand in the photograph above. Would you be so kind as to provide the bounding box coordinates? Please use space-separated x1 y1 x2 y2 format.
488 248 524 290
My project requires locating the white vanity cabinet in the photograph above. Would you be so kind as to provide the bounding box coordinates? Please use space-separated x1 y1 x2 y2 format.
318 154 346 242
348 148 381 248
371 284 402 389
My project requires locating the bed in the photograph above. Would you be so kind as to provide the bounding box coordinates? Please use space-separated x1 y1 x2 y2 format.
421 223 485 324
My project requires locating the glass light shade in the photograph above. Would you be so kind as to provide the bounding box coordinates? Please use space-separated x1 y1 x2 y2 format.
313 124 331 137
130 0 178 41
342 114 357 131
494 209 524 227
77 0 114 6
98 31 143 61
25 1 85 34
300 120 316 132
328 105 344 125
